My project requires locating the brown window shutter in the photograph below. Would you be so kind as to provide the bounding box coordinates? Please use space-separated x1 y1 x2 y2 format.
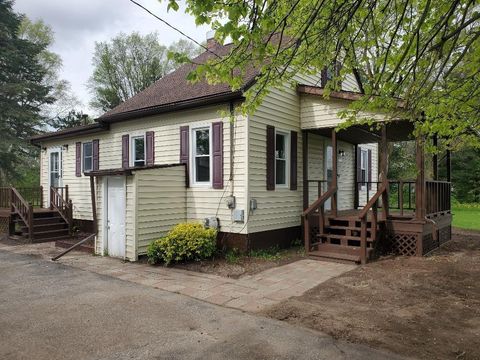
290 131 297 190
266 125 275 191
212 122 224 189
146 131 155 166
122 135 129 169
356 146 362 190
179 126 189 187
92 139 99 171
368 149 373 190
75 142 82 177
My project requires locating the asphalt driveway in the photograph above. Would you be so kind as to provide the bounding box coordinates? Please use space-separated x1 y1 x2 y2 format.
0 250 404 360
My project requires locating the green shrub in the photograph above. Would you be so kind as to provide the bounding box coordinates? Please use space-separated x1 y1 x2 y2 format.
147 223 217 265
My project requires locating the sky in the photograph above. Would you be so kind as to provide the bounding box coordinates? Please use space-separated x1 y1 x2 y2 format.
13 0 211 116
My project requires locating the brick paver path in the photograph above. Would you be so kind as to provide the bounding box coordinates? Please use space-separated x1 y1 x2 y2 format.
0 241 355 312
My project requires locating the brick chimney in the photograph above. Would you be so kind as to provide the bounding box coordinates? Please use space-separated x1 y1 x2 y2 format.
206 30 219 49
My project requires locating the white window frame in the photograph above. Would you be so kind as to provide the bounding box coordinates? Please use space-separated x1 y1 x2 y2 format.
131 134 146 167
360 148 369 190
275 130 290 188
191 125 213 187
83 141 93 173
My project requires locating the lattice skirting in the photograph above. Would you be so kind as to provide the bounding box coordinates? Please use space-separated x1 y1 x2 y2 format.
0 216 9 236
439 225 452 245
386 232 418 256
422 233 437 254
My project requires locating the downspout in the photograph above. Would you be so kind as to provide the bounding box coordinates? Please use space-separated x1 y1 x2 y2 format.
229 101 235 197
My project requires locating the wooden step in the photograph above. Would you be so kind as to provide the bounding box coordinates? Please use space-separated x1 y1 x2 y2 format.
317 234 375 243
32 223 68 232
308 243 373 263
33 216 65 225
30 228 69 240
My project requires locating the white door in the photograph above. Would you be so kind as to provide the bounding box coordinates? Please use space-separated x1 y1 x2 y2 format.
106 176 126 258
324 145 333 210
48 147 63 189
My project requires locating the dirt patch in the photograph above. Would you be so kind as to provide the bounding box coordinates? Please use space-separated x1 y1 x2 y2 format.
263 230 480 360
142 247 306 278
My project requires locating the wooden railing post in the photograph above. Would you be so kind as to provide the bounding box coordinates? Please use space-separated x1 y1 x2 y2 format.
65 185 69 202
10 188 14 214
399 180 404 216
331 129 338 217
415 137 426 220
360 218 367 265
304 215 310 253
39 186 43 208
28 204 33 241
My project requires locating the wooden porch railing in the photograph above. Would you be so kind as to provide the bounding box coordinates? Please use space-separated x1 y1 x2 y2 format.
0 187 11 208
10 188 33 240
358 183 388 264
356 180 416 215
302 186 337 253
426 180 451 216
50 186 73 232
304 180 328 209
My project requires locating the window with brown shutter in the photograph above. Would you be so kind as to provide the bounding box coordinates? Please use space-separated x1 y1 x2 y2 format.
266 125 275 190
180 126 189 187
290 131 298 190
121 135 129 169
212 122 223 189
146 131 155 166
92 139 99 171
75 142 81 177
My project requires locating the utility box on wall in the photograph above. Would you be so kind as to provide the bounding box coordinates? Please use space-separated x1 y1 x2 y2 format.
232 209 244 223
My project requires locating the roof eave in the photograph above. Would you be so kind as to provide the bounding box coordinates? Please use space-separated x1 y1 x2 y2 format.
30 123 110 144
98 90 245 124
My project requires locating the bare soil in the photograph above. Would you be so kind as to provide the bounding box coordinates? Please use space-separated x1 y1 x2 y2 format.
142 247 306 278
263 230 480 360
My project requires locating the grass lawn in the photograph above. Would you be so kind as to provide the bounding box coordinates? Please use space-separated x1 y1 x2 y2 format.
452 204 480 230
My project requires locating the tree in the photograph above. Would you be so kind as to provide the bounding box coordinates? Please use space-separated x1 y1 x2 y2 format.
50 110 94 130
18 17 80 124
0 1 53 184
166 0 480 149
89 33 201 111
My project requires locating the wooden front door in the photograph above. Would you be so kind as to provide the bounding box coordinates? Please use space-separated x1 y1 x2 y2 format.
106 176 126 258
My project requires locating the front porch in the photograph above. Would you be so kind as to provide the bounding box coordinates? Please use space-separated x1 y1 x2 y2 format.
302 121 452 264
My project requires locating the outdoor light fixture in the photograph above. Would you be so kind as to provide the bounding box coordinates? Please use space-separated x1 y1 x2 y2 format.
339 149 345 157
62 144 69 150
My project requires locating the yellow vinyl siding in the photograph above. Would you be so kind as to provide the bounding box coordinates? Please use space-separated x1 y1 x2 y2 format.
135 166 186 255
39 104 248 258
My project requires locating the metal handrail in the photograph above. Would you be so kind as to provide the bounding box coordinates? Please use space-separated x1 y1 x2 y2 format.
52 233 95 261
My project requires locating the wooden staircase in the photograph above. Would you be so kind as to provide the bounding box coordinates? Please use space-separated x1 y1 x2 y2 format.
303 182 389 264
308 213 386 263
5 186 73 243
13 209 70 242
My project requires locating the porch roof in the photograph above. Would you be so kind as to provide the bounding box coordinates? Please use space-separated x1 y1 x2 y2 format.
308 120 415 144
85 163 185 177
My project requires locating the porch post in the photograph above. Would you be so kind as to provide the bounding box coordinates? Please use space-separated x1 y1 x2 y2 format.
302 130 309 210
90 176 98 234
380 124 389 219
415 136 426 220
331 128 338 217
446 149 451 182
432 135 438 180
354 144 359 209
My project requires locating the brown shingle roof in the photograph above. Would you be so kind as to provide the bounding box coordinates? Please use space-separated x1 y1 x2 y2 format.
99 42 259 122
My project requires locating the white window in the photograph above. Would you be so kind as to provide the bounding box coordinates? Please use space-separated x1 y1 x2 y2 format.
361 149 369 189
192 127 211 184
83 142 93 172
131 135 145 167
275 131 289 186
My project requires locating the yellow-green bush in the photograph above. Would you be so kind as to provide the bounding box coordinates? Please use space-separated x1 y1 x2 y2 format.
146 223 217 265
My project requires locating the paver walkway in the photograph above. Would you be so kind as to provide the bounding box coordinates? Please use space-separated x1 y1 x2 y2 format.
0 240 355 312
